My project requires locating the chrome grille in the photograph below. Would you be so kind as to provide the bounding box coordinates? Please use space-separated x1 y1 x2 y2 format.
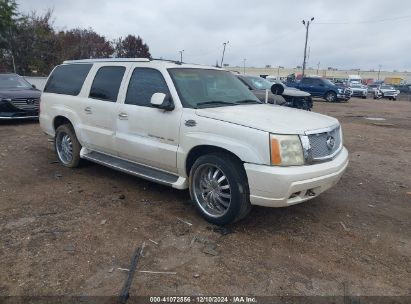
308 126 341 160
10 97 40 111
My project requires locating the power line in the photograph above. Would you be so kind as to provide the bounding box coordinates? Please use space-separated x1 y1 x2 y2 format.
315 15 411 25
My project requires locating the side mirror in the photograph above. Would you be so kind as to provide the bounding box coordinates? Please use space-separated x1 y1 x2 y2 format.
150 92 174 111
32 84 37 89
271 83 284 95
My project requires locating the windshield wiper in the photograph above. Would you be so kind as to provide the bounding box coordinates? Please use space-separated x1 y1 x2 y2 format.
236 99 262 104
195 101 237 108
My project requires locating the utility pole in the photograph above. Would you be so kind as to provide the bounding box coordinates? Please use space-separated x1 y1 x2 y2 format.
277 66 283 78
221 41 229 67
178 50 184 63
243 58 247 75
377 64 382 81
316 62 320 75
302 17 314 77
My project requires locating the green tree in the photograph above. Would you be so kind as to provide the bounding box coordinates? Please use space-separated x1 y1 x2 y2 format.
0 0 19 72
115 35 151 58
11 11 58 75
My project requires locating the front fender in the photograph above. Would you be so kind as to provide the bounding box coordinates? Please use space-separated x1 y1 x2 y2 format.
177 115 270 177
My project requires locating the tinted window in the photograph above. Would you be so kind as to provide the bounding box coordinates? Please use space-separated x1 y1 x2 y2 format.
89 66 125 102
301 78 312 85
312 79 323 86
44 64 92 95
125 68 170 107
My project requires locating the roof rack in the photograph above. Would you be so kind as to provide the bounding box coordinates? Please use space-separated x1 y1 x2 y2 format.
151 58 183 65
63 58 150 64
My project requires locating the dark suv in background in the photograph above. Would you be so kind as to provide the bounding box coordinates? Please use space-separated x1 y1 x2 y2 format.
287 77 351 102
0 73 41 120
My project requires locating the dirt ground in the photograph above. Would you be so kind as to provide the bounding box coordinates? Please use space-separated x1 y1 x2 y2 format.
0 97 410 297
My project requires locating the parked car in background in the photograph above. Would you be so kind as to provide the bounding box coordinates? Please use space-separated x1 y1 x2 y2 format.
0 73 41 120
367 83 380 94
287 77 351 102
347 75 362 85
236 75 313 110
349 83 368 99
394 84 411 94
374 84 399 100
40 58 348 225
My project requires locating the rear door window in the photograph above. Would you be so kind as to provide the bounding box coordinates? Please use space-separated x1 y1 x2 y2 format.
89 66 126 102
44 64 92 95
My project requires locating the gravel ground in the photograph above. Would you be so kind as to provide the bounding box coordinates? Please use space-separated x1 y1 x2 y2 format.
0 98 410 297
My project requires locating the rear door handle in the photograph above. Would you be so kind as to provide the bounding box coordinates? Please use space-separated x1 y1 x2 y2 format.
118 112 128 120
84 106 92 114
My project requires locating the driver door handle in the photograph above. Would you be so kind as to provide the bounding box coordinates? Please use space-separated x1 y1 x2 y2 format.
84 106 92 114
118 112 128 120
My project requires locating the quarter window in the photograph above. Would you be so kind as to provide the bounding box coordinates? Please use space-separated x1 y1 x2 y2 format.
125 68 170 107
44 64 92 96
89 66 126 102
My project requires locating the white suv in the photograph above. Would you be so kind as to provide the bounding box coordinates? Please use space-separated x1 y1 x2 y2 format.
40 58 349 225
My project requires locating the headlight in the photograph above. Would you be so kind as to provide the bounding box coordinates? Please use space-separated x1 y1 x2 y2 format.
270 134 304 166
338 88 343 93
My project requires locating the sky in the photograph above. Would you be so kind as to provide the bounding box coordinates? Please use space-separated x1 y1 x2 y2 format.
18 0 411 71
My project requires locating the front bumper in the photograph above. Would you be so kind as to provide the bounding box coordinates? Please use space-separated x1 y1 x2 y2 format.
351 90 367 97
337 93 351 100
0 101 38 120
244 147 349 207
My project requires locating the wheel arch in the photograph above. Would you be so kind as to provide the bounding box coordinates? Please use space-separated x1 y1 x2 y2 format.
185 145 244 177
53 115 73 131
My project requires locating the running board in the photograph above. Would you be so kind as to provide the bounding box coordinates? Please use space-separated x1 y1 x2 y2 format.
81 149 182 187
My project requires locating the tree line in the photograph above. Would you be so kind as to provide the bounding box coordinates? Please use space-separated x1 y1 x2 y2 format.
0 0 151 76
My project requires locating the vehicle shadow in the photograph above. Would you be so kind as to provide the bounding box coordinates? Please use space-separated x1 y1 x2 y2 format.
0 119 39 126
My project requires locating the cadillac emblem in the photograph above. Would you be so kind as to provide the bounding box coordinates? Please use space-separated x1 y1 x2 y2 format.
326 135 335 150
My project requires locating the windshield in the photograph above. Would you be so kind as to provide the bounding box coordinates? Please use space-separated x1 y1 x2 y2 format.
351 84 362 88
324 79 336 86
245 76 273 90
0 74 32 89
381 85 394 90
168 68 260 108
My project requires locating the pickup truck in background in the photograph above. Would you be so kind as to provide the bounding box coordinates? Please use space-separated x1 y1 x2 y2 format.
287 77 351 102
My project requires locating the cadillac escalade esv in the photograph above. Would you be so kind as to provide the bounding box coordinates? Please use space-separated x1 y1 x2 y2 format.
40 58 349 225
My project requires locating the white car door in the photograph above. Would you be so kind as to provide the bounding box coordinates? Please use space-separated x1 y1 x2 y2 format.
79 64 128 155
115 66 182 173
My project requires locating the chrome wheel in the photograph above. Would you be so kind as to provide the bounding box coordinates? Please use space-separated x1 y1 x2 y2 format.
192 164 231 218
56 132 73 165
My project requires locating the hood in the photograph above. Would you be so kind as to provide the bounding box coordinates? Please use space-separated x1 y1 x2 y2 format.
253 87 310 99
0 88 41 99
283 88 310 97
196 104 339 134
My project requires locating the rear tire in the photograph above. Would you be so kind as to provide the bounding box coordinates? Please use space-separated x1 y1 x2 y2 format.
54 124 81 168
189 152 252 225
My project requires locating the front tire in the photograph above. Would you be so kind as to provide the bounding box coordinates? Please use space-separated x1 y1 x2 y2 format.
325 91 337 102
54 124 81 168
189 153 251 225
